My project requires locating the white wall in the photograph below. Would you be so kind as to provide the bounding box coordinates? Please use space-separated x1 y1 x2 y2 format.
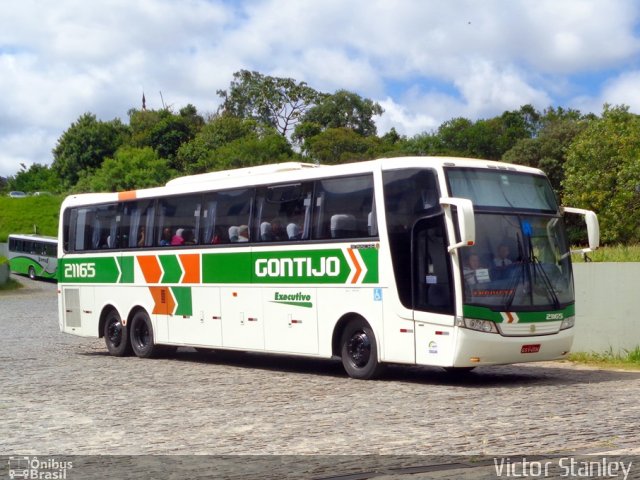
573 262 640 354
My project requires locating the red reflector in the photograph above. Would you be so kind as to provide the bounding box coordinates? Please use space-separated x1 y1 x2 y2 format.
400 328 414 333
521 344 541 354
435 331 449 335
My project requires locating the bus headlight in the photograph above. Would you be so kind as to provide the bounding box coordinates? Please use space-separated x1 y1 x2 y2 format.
560 316 575 330
461 318 499 334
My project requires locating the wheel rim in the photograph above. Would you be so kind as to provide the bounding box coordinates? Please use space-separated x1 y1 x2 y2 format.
347 331 371 368
106 318 122 348
133 320 150 349
29 267 35 279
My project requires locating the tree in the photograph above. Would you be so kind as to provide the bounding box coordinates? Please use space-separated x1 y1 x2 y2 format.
128 105 204 169
563 105 640 243
75 146 174 192
7 163 61 193
297 90 383 137
52 113 129 188
177 115 295 174
303 127 376 164
217 70 324 136
503 107 587 195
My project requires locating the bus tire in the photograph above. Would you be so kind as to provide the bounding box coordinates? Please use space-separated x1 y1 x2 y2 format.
103 309 131 357
28 266 36 280
340 318 383 380
130 310 159 358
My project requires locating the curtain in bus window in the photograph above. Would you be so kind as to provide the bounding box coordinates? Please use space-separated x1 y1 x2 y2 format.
127 205 142 248
203 200 217 244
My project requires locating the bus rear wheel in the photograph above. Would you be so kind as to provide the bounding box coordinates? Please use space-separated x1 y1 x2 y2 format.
28 266 36 280
130 311 159 358
340 319 383 380
104 310 131 357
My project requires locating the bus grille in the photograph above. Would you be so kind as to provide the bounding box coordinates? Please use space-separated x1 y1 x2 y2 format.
497 321 561 336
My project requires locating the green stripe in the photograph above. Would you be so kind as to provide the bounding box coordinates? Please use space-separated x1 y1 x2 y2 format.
270 301 313 308
59 247 380 285
463 304 576 323
172 287 193 316
118 256 134 283
159 255 182 283
202 252 252 283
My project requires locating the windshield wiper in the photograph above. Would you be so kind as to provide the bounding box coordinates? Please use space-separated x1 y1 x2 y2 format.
526 233 561 309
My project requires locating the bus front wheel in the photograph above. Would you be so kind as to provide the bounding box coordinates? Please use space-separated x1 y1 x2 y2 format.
28 266 36 280
130 311 159 358
104 310 131 357
340 319 383 380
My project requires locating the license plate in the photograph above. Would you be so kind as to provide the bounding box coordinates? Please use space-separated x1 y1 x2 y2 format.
521 344 541 354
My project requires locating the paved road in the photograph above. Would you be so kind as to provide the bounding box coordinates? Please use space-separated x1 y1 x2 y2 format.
1 276 639 478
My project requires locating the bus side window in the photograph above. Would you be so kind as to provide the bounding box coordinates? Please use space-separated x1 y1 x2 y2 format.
312 174 375 240
255 183 312 242
157 194 202 247
211 188 254 244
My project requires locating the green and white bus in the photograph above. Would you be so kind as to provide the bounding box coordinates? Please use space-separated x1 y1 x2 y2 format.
57 157 599 379
8 233 58 280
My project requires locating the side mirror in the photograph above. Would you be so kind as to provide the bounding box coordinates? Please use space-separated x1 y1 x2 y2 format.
440 197 476 252
563 207 600 253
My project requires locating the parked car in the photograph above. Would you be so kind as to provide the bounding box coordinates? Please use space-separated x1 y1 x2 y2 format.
8 191 27 198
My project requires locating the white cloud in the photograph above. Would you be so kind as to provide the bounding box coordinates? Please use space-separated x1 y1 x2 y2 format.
1 0 640 177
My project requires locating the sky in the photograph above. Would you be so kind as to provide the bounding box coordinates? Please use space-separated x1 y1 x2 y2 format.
1 0 640 178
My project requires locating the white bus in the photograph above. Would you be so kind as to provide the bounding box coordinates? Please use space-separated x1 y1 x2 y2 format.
57 157 599 379
8 233 58 280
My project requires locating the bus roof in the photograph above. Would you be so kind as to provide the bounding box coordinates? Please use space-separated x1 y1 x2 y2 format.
60 156 545 208
8 233 58 243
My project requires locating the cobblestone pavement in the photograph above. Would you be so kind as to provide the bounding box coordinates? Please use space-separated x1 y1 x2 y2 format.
1 276 639 477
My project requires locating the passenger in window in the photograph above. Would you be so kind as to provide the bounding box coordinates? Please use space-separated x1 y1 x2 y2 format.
160 227 172 246
228 226 239 242
463 253 490 285
493 244 513 268
137 226 146 247
237 225 249 242
182 228 195 245
270 218 286 241
211 227 223 244
171 228 185 246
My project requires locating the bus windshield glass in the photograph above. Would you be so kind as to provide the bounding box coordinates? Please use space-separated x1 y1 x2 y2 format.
460 213 573 310
447 168 558 212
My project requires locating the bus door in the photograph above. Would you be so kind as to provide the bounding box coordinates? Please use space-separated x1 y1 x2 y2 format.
411 215 456 365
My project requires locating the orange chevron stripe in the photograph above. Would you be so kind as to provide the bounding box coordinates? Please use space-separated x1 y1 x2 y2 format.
148 287 175 315
179 254 200 283
347 248 363 284
138 255 162 283
506 312 515 323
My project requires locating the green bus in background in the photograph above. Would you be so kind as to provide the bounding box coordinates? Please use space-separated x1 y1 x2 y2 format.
8 233 58 280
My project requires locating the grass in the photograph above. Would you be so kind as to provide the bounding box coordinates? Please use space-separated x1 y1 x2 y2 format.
571 244 640 262
567 347 640 370
0 195 63 241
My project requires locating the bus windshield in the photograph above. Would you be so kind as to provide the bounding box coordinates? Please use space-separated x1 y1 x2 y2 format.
460 213 573 310
447 168 558 212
